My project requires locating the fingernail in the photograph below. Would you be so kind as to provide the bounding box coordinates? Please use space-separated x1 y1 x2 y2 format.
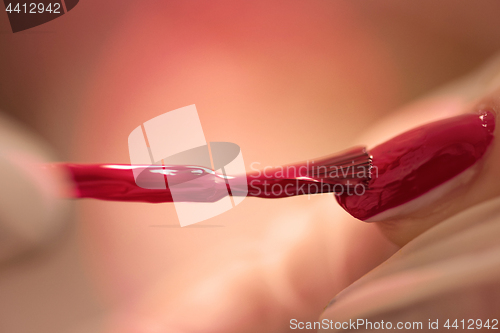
337 109 496 221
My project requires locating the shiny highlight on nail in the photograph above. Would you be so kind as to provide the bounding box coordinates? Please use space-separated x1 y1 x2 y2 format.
336 110 496 221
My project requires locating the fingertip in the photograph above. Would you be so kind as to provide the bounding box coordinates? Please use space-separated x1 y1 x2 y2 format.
0 112 73 263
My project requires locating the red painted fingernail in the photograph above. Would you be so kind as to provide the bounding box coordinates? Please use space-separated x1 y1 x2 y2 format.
337 110 496 220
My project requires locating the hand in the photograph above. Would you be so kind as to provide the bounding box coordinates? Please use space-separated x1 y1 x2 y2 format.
321 54 500 329
101 45 500 333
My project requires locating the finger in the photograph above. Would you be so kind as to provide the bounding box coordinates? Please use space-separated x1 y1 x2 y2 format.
0 111 71 264
320 196 500 330
320 53 500 330
338 54 500 245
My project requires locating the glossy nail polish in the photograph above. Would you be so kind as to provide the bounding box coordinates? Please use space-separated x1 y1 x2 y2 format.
336 110 496 221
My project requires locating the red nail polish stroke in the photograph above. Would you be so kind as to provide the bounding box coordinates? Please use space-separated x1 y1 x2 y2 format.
336 110 495 221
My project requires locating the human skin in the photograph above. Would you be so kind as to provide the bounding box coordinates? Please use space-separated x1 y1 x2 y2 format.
66 4 500 321
352 59 500 246
1 2 500 333
98 55 500 333
320 60 500 330
319 196 500 331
